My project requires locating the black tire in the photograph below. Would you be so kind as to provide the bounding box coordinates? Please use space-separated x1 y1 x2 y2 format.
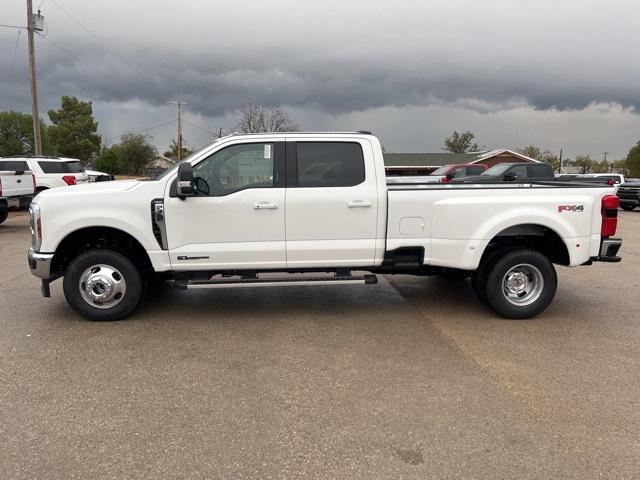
471 247 519 305
63 249 143 321
0 208 7 225
620 204 636 211
482 249 557 319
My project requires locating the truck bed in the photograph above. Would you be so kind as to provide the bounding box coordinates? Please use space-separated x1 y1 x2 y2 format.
385 181 615 270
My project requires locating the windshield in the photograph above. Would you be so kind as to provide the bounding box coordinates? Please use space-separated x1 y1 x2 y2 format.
430 166 450 176
482 164 512 176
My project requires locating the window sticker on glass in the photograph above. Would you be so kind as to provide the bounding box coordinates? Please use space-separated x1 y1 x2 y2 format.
264 144 272 159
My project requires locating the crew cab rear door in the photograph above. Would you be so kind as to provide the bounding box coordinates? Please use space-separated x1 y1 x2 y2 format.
164 140 287 270
284 138 379 268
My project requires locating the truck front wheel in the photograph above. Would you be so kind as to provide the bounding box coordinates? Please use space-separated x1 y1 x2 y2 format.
63 249 143 321
482 249 557 319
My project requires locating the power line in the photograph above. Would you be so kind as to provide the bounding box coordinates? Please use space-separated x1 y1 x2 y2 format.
0 24 27 29
48 0 154 83
11 30 21 67
183 119 218 136
131 119 176 135
40 34 139 96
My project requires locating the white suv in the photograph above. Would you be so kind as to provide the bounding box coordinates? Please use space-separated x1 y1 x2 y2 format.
11 157 90 191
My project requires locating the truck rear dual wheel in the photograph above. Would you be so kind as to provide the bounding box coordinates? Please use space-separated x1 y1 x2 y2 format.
63 249 143 321
0 209 8 224
473 248 557 319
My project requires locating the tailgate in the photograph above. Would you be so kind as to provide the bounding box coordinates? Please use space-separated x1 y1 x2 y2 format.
0 172 34 197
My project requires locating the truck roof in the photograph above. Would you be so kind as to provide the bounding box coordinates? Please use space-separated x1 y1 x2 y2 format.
224 131 373 137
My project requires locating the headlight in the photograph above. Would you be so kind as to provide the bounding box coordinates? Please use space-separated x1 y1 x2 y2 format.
29 203 42 251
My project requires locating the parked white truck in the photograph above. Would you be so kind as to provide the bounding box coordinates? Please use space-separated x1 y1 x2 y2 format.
28 132 622 321
0 164 35 224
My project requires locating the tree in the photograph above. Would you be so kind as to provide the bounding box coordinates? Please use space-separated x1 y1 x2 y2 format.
0 111 50 156
591 160 613 173
518 145 543 161
93 147 122 175
113 132 157 175
48 96 101 163
443 130 480 153
541 150 559 171
571 154 594 174
611 158 630 176
626 141 640 178
236 104 298 133
163 139 193 162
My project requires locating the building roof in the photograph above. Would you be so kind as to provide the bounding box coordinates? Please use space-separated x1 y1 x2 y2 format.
472 149 540 164
383 149 539 168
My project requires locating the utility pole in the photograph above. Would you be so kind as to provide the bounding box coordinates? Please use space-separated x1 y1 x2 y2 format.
558 148 563 173
26 0 42 155
169 101 189 161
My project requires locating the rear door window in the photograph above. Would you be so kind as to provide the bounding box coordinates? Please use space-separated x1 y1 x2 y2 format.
296 142 365 187
38 161 83 174
0 160 29 171
528 164 551 178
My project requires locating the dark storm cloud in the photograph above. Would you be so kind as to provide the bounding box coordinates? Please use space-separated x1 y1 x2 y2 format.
2 0 639 118
3 42 638 119
2 0 639 158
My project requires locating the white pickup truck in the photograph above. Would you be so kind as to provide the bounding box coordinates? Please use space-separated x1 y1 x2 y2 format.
0 163 35 224
28 132 622 321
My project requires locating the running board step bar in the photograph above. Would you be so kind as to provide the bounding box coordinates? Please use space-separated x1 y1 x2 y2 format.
176 274 378 290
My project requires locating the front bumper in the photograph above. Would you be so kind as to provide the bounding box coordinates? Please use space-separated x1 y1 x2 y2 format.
596 237 622 263
28 248 54 279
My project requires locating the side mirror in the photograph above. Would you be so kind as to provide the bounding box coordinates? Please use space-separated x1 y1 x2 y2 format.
446 173 455 181
176 162 195 198
503 172 517 181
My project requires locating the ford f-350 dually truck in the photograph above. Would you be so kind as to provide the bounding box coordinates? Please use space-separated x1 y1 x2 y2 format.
28 132 622 321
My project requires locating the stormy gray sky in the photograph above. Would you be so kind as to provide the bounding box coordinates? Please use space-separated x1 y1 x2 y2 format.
1 0 639 158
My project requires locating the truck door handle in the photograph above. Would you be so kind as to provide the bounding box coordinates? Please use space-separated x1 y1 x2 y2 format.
346 200 371 208
254 202 279 209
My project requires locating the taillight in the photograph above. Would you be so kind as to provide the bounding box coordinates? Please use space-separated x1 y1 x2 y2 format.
601 195 619 237
62 175 76 186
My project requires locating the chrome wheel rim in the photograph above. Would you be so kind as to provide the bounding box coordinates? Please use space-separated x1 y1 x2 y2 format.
79 264 126 309
502 263 544 306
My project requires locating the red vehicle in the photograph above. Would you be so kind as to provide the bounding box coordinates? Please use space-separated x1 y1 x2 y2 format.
430 163 488 182
386 163 489 185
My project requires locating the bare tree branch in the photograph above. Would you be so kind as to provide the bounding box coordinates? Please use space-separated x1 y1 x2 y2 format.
236 104 298 133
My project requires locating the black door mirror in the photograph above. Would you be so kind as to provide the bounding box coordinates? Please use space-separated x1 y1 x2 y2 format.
176 162 195 198
503 171 517 181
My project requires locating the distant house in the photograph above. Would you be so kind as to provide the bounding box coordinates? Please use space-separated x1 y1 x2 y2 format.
143 155 175 177
384 149 540 176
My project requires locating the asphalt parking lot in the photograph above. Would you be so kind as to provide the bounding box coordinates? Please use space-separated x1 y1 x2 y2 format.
1 210 639 479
